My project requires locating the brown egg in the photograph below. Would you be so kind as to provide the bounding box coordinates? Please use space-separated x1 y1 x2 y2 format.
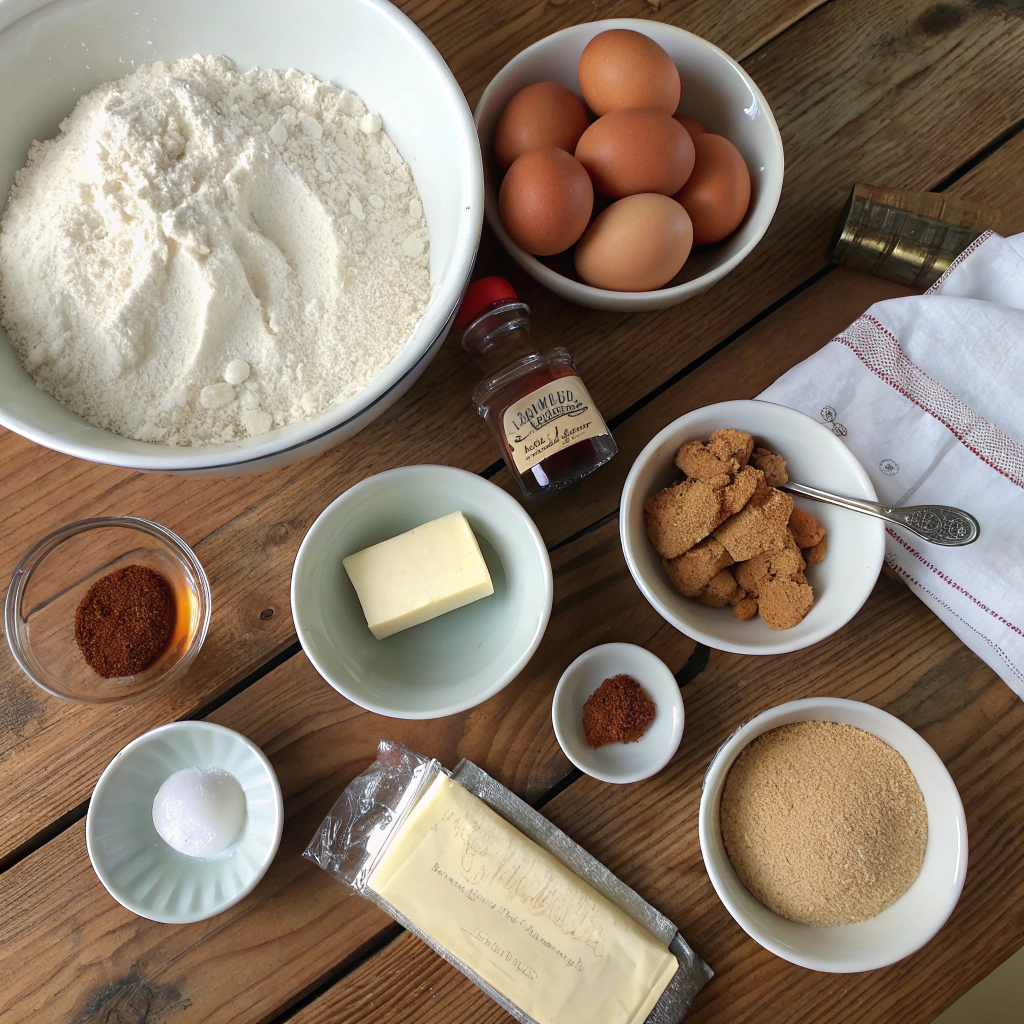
674 134 752 245
493 82 591 170
673 114 706 137
577 29 681 116
498 147 594 256
575 193 693 291
575 109 695 198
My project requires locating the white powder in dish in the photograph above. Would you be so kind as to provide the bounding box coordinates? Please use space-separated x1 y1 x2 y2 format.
0 55 430 446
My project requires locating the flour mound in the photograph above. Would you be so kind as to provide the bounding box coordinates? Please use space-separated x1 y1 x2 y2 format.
0 55 430 446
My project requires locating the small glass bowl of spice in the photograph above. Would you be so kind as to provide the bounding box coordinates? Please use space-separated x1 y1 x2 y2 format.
551 643 684 784
5 517 211 703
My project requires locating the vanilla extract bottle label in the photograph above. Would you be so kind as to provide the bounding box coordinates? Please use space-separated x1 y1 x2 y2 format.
501 376 610 474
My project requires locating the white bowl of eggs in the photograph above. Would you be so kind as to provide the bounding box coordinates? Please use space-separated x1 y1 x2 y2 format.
475 20 784 311
86 721 284 924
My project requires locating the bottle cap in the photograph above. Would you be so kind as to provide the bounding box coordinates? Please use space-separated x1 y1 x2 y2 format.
454 276 519 332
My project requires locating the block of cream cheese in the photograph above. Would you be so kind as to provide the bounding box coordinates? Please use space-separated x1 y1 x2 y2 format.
343 512 494 640
368 774 677 1024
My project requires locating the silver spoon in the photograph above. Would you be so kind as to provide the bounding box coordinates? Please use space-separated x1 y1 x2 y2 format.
780 481 980 546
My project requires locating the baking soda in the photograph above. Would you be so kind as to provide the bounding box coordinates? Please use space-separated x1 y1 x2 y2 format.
0 55 430 445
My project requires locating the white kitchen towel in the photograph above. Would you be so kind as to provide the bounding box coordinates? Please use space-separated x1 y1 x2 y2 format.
760 231 1024 695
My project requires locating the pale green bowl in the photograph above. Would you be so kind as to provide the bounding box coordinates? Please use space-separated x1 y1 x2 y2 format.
86 722 283 924
291 465 553 720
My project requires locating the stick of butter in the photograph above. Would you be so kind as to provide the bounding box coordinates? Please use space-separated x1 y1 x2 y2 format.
368 774 677 1024
343 512 494 640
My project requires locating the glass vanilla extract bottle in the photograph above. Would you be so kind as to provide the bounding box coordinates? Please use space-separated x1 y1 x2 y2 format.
457 277 617 500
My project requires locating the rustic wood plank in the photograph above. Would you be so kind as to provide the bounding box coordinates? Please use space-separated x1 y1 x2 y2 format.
4 0 1024 866
0 518 696 1024
290 578 1022 1024
0 0 827 864
403 0 827 105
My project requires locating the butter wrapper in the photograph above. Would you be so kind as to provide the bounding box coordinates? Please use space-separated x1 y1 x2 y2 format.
304 740 712 1024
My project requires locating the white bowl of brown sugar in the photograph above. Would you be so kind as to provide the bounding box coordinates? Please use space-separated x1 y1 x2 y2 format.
699 697 968 973
620 400 886 655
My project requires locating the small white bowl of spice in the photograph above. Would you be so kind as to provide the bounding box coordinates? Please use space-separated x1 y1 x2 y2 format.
552 643 684 784
699 697 968 973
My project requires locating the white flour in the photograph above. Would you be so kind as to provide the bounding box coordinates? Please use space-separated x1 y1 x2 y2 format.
0 55 430 445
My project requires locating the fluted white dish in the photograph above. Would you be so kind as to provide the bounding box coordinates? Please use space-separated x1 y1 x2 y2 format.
86 721 283 924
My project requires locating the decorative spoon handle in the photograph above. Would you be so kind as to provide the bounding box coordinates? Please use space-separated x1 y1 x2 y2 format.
780 481 980 546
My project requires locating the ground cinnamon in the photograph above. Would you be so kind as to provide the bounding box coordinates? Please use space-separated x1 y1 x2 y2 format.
582 674 657 747
74 564 176 678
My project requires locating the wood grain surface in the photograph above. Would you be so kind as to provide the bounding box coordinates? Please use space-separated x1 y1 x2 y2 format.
0 519 696 1024
0 0 1022 1021
4 0 1024 867
290 580 1019 1024
0 0 833 863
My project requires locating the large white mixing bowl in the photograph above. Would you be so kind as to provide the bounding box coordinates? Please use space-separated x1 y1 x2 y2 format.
0 0 482 474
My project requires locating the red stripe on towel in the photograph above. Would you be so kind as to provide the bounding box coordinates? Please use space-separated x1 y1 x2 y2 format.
886 556 1024 684
833 314 1024 488
886 529 1023 637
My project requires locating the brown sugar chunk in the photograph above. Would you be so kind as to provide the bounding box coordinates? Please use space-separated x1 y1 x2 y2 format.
734 531 806 597
805 535 827 566
696 568 741 608
707 428 754 466
644 479 725 559
704 472 734 490
675 439 738 482
712 485 793 561
733 559 762 596
675 428 753 481
720 465 763 516
758 576 814 630
750 447 788 487
646 429 819 630
789 507 825 549
664 536 734 597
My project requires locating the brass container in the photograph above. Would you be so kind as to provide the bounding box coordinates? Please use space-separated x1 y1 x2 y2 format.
830 184 1001 288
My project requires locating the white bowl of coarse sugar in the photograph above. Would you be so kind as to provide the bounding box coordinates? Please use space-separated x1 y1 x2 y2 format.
699 697 968 973
0 0 482 475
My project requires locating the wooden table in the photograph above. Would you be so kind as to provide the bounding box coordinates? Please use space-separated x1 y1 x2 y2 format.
2 0 1023 1021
